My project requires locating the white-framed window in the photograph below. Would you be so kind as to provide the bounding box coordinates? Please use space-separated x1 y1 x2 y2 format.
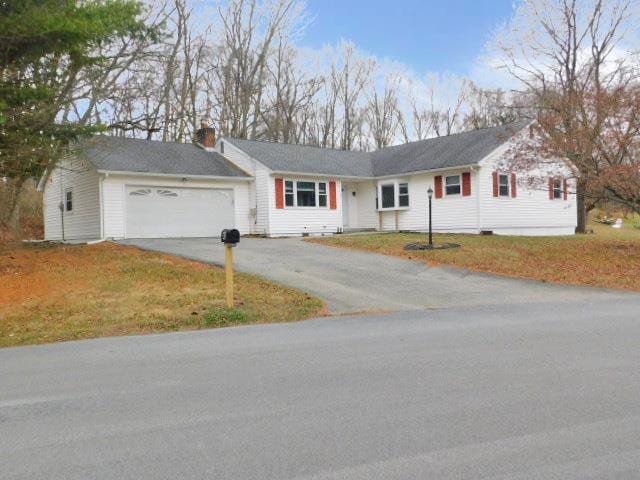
398 183 409 207
65 189 73 212
296 181 316 207
499 174 510 197
284 180 330 208
318 182 328 207
445 175 461 196
553 178 563 199
285 180 294 207
381 183 395 209
377 180 410 210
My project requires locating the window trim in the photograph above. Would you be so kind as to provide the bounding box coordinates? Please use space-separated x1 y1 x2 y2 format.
64 188 73 213
377 180 410 211
553 177 563 200
282 179 331 209
444 174 462 196
498 173 510 197
398 182 409 207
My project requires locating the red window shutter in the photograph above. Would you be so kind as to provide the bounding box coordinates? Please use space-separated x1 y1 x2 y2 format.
492 171 499 197
329 181 337 209
434 175 443 199
549 177 554 200
511 173 517 198
462 172 471 196
563 178 568 200
275 178 284 209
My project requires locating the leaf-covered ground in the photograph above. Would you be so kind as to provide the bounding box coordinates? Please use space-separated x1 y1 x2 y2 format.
307 222 640 292
0 242 324 347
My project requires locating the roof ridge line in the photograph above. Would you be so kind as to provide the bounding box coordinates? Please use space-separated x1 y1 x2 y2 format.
224 136 372 156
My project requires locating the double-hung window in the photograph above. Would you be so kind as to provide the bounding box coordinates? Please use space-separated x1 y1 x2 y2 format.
284 181 329 208
553 178 563 199
285 181 295 206
318 182 328 207
498 174 510 197
445 175 461 196
398 183 409 207
65 189 73 212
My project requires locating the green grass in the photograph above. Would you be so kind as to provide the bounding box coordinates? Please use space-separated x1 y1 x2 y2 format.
0 242 325 347
307 222 640 292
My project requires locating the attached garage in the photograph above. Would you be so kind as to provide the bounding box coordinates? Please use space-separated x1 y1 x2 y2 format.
125 186 235 238
41 135 252 241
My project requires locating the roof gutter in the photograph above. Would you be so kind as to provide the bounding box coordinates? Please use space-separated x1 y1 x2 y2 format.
96 170 253 181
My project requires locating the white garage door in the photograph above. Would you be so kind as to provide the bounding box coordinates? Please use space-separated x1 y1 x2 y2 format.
125 186 234 238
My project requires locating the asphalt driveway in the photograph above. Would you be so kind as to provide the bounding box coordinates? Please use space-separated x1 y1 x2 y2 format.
119 237 636 313
3 300 640 479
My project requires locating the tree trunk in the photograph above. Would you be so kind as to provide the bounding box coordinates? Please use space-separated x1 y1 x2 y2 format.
7 177 26 238
576 182 588 234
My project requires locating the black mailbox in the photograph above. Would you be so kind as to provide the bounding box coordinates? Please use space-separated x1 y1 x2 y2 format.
221 228 240 245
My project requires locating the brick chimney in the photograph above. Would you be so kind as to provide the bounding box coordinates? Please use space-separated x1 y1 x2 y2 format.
196 122 216 148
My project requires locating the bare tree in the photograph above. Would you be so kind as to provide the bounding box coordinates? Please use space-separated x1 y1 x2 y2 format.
494 0 640 231
214 0 307 139
366 73 402 149
462 82 521 130
333 41 374 150
261 40 321 143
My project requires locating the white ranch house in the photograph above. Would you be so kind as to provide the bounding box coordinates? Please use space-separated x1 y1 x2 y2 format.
41 122 577 241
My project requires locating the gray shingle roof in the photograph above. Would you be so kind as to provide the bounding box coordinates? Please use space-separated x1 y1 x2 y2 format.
223 137 374 176
371 121 529 176
225 121 528 178
80 136 250 178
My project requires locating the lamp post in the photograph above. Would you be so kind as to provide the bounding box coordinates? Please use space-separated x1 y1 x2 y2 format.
427 186 433 246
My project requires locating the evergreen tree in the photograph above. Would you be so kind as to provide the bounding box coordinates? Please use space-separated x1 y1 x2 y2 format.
0 0 149 231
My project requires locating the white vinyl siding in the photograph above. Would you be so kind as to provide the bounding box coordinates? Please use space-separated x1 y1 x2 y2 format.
267 175 342 236
478 140 577 235
354 181 379 229
216 138 268 235
43 157 100 241
376 171 478 233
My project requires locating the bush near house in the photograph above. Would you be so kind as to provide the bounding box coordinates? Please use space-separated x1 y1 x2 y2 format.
0 242 324 347
307 222 640 292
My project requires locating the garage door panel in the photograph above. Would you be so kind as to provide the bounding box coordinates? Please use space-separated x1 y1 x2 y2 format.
125 186 234 238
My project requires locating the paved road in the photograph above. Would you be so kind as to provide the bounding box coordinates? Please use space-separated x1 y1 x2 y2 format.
3 300 640 479
119 237 636 313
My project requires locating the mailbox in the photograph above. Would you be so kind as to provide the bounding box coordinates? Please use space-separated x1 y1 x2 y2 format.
221 228 240 245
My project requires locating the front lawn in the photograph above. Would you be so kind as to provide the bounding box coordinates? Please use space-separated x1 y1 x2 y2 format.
307 222 640 292
0 242 324 347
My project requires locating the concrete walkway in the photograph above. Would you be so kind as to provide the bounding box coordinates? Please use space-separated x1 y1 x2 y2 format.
119 237 637 313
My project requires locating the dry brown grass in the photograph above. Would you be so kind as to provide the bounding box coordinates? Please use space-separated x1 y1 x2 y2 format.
307 221 640 292
0 242 324 347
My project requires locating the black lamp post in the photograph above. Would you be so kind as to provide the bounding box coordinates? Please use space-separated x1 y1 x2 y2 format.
427 186 433 246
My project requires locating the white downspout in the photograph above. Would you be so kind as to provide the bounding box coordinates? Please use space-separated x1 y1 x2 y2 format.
99 174 105 239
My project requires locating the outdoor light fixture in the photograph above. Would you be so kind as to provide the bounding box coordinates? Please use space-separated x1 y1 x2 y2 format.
427 186 434 246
